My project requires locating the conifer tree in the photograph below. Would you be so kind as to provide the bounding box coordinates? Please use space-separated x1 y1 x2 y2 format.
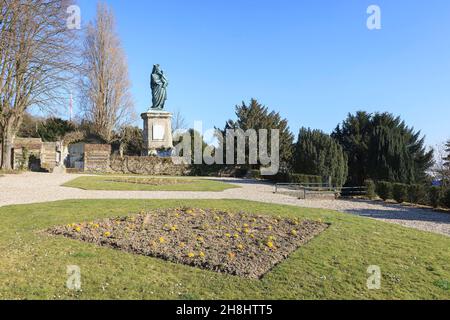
332 111 433 185
221 99 294 169
294 128 348 186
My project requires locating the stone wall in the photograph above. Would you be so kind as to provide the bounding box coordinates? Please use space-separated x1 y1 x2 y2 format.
12 138 43 170
41 142 57 172
110 156 189 176
13 137 43 151
84 144 111 173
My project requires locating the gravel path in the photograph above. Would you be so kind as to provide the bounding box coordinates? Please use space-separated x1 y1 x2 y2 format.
1 172 449 237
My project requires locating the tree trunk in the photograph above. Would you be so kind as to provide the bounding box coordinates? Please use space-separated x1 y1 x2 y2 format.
1 121 15 170
119 143 125 158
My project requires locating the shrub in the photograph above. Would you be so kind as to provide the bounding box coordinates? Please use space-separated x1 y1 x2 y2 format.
376 181 393 201
364 179 376 200
262 172 289 183
248 170 261 179
17 148 30 171
428 186 443 208
289 174 322 185
407 184 427 204
263 172 322 184
392 183 408 203
234 167 248 178
37 117 76 142
442 188 450 209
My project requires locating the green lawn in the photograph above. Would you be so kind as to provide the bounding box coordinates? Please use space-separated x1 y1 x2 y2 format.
63 176 238 192
0 199 449 300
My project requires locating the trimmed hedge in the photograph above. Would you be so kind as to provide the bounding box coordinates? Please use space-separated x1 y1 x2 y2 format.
289 173 322 184
375 181 450 209
407 184 427 205
392 183 408 203
376 181 393 201
443 188 450 208
264 172 322 184
428 186 442 208
262 172 289 183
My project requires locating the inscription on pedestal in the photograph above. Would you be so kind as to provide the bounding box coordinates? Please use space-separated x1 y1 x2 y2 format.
153 125 165 141
141 111 173 156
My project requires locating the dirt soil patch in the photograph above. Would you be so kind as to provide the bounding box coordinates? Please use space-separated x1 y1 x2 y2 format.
48 208 328 278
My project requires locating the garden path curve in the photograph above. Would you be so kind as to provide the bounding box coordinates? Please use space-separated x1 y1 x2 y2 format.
1 172 449 237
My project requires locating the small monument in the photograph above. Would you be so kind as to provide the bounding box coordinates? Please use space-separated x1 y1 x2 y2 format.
141 64 173 156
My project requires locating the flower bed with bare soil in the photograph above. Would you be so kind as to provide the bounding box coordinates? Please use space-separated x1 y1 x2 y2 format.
105 177 194 186
48 208 328 278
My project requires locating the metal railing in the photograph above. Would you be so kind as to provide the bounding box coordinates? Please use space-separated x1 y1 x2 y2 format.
274 182 332 192
339 186 368 197
274 183 367 199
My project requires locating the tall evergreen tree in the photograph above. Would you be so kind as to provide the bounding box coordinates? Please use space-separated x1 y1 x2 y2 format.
331 111 371 186
294 128 348 186
332 111 434 185
221 99 294 169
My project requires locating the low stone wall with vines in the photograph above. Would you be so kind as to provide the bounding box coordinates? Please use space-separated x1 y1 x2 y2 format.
109 156 189 176
84 144 111 173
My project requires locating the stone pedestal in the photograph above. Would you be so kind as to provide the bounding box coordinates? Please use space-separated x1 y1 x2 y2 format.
141 110 173 156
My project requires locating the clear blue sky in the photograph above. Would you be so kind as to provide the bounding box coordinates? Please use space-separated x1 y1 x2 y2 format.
75 0 450 147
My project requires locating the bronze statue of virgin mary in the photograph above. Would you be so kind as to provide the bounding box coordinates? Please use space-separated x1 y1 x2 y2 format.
150 64 168 110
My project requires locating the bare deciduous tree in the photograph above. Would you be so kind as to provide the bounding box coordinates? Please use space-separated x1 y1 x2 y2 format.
172 110 187 133
80 2 135 143
430 142 450 185
0 0 79 169
444 139 450 168
441 140 450 185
